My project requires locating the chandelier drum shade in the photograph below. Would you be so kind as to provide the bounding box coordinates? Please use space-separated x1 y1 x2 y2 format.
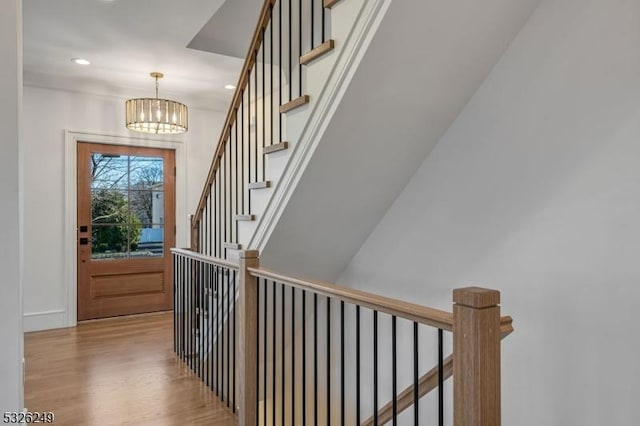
125 72 188 134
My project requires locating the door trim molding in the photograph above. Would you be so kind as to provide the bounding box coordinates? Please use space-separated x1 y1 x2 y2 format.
64 130 186 327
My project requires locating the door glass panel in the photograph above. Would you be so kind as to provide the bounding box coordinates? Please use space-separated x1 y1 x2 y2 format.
134 225 164 258
90 154 129 190
91 189 129 224
90 153 164 260
91 225 131 259
130 189 164 225
129 156 164 189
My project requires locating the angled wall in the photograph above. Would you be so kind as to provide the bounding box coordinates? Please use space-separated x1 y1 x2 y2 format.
337 0 640 424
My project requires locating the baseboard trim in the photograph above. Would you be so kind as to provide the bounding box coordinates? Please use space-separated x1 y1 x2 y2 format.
23 310 68 332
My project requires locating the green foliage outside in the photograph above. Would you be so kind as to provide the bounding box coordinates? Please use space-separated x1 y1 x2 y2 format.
91 189 142 254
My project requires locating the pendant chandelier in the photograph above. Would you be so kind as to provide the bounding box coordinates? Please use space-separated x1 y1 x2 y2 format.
125 72 188 134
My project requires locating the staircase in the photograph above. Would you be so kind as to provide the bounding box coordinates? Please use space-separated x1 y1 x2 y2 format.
189 0 390 260
176 0 514 425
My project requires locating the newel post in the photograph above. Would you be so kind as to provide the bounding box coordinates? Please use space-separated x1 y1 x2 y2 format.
238 250 259 426
453 287 501 426
190 215 199 251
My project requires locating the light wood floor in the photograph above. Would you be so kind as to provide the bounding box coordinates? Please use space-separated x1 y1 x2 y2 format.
25 312 238 426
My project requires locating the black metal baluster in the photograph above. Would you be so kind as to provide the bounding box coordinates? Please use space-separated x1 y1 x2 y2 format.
414 322 419 426
356 305 360 425
212 182 216 258
314 293 318 425
247 68 252 213
216 266 220 395
262 26 266 182
214 170 219 258
234 121 238 244
281 284 285 425
198 261 203 380
392 316 397 426
184 256 187 360
254 50 258 189
438 328 444 426
321 0 326 43
189 258 193 371
263 279 268 425
278 0 282 143
233 270 237 412
299 0 302 96
190 258 195 371
291 286 296 425
223 138 227 258
289 0 292 102
340 301 345 426
302 289 307 426
184 256 188 361
241 96 245 215
374 310 378 426
327 298 331 426
205 264 213 387
181 255 185 360
311 0 315 49
199 261 204 379
256 275 260 421
228 136 232 254
208 264 213 389
272 281 277 426
173 254 177 353
222 267 227 402
229 127 234 246
270 5 274 151
227 268 231 406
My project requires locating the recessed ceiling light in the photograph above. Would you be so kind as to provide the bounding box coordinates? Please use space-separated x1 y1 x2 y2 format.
72 58 91 65
225 84 236 90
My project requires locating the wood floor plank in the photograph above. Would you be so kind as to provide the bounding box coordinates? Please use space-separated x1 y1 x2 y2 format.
25 313 237 426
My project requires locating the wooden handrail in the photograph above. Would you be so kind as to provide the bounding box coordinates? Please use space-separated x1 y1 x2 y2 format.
362 318 514 426
248 266 454 331
170 248 239 270
191 0 277 240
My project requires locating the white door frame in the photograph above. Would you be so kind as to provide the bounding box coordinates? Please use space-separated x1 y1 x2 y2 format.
64 130 187 327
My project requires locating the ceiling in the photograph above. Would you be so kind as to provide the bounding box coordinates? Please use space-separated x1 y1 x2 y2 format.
23 0 256 110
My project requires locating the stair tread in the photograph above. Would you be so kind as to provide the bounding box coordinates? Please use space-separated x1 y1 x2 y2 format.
248 181 271 190
301 40 335 65
223 242 242 250
264 142 289 154
280 95 310 113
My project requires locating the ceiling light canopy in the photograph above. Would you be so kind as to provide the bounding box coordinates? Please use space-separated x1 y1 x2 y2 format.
125 72 188 134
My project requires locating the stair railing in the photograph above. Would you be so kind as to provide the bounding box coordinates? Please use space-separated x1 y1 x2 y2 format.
173 248 513 426
191 0 337 256
238 250 513 426
172 248 240 411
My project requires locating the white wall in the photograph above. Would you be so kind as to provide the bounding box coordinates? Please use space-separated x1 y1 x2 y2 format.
22 85 225 331
336 0 640 424
0 0 24 412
